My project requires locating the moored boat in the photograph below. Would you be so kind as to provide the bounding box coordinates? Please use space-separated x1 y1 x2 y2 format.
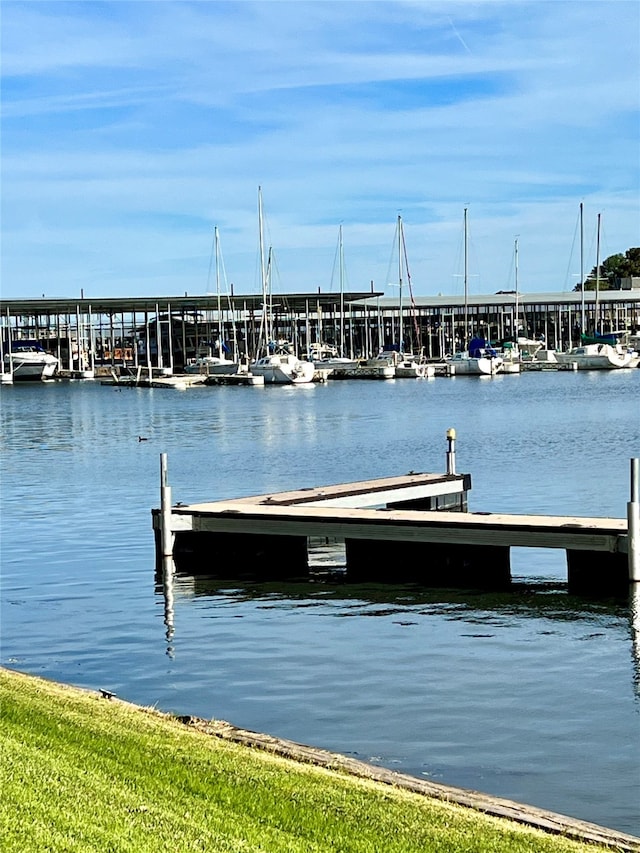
446 337 503 376
184 350 240 376
250 188 315 386
371 347 434 378
445 210 503 376
554 342 635 370
305 343 359 375
3 340 58 381
251 349 315 384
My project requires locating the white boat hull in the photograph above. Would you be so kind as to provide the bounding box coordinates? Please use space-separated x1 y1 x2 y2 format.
5 352 58 381
331 363 395 379
184 357 239 376
312 357 360 374
251 354 315 384
555 343 634 370
395 361 435 378
446 353 503 375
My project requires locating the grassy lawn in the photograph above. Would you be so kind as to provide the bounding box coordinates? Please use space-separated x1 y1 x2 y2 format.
0 667 619 852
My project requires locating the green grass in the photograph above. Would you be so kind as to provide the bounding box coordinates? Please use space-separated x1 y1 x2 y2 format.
0 667 615 852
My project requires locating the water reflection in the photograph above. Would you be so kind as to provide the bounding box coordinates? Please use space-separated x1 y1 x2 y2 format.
161 556 175 658
157 569 631 627
631 583 640 699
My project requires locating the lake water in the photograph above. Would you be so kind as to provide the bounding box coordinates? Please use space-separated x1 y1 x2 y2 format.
1 370 639 836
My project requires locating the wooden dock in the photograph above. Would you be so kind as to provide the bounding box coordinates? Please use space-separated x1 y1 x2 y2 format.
152 465 633 596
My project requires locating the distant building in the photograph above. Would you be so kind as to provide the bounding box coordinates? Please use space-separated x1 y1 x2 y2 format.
620 276 640 290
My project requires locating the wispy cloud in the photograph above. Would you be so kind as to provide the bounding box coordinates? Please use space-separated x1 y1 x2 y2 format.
1 0 638 298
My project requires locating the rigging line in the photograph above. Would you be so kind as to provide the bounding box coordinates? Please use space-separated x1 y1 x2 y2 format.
205 227 216 295
328 228 341 294
400 221 421 347
562 206 581 292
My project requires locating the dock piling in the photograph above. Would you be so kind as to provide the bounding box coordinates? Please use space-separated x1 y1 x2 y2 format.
446 428 457 475
160 453 174 557
629 458 639 583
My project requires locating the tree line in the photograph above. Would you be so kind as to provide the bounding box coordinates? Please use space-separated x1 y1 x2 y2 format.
574 247 640 291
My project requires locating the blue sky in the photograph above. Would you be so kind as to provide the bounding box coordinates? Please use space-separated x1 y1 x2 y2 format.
2 0 639 299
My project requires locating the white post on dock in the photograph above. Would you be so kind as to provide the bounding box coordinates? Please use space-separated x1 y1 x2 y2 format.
160 453 174 557
446 427 457 475
629 457 640 583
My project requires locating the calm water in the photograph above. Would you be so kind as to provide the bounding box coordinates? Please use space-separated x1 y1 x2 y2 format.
1 371 639 835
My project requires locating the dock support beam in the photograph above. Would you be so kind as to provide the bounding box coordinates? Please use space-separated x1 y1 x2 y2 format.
629 457 640 584
160 453 174 557
344 539 511 590
172 531 308 580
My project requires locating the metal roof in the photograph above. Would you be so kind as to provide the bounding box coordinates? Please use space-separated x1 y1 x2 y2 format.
0 288 638 317
0 291 380 317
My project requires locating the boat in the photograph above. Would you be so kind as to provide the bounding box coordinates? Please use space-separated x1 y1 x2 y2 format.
306 228 360 376
499 342 521 374
249 188 314 385
185 227 242 377
447 337 503 375
331 361 396 379
395 356 435 379
304 342 359 374
3 340 59 380
370 216 432 378
520 348 560 370
497 238 527 374
445 209 503 376
554 341 636 370
251 345 316 384
184 342 240 376
555 215 636 369
370 346 434 378
184 354 239 375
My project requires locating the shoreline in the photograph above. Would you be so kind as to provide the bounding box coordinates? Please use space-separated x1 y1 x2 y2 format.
4 667 639 852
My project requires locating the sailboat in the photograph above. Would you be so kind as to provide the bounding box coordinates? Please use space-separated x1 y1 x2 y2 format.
500 238 523 374
250 188 315 385
307 225 360 375
445 208 502 376
366 216 433 378
555 213 635 370
185 226 242 376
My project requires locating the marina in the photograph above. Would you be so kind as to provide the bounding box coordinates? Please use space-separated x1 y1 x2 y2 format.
1 370 639 837
1 288 639 383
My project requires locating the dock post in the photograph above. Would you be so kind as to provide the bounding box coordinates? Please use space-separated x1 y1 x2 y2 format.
629 457 640 583
160 453 174 557
446 427 456 475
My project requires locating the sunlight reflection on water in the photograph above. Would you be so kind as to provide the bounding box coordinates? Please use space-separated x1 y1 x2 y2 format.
1 371 639 834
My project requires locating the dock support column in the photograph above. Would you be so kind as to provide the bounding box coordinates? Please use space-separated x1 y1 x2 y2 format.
446 427 456 475
629 457 640 583
160 453 174 557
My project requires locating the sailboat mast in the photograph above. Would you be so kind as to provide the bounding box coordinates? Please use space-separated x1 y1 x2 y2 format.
463 207 469 348
267 247 273 345
257 186 268 354
514 236 519 344
579 202 585 333
595 212 601 334
339 224 345 357
214 226 222 353
397 215 403 352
